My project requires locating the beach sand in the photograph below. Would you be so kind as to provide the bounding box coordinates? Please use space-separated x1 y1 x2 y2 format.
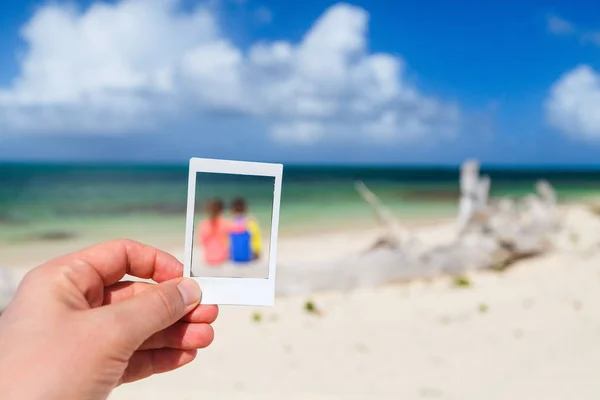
2 205 600 399
110 250 600 400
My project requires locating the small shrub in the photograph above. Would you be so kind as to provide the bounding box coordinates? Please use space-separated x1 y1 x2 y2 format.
454 276 471 287
304 300 322 315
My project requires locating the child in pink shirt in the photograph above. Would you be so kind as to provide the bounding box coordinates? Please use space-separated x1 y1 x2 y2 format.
197 199 231 266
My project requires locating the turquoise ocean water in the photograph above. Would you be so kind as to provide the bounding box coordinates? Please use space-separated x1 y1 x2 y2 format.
2 163 600 243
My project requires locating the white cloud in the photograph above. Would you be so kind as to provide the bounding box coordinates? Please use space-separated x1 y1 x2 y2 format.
545 15 600 141
546 15 575 36
0 0 460 145
271 121 324 144
545 65 600 141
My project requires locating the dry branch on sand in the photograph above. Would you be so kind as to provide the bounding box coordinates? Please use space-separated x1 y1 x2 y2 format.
354 181 410 250
276 160 561 296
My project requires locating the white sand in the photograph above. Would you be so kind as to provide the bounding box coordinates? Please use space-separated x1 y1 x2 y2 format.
110 248 600 399
4 206 600 398
108 206 600 399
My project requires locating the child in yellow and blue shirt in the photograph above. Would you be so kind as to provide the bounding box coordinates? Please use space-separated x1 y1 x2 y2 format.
229 197 262 263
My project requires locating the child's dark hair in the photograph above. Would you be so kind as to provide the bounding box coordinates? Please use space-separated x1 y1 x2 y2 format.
205 198 224 219
230 197 247 213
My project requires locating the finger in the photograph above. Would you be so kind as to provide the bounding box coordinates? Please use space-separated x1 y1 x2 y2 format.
138 322 214 350
55 239 183 284
182 304 219 324
121 349 197 384
104 281 218 323
35 239 183 307
103 278 201 348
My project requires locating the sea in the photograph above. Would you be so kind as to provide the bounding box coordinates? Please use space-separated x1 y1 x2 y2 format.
2 163 600 243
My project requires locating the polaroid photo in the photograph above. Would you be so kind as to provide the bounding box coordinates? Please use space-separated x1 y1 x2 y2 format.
183 157 283 306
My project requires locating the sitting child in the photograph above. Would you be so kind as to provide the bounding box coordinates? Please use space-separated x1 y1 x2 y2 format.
197 198 230 266
228 197 262 263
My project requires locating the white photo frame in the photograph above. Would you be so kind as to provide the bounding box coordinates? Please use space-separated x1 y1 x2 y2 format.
183 157 283 306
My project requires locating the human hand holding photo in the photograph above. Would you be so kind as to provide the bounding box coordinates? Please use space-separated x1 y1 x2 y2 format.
0 239 218 400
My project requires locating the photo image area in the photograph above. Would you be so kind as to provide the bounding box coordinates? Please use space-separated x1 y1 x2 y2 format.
191 172 275 279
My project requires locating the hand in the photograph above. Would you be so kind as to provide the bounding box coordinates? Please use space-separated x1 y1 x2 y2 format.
0 239 218 400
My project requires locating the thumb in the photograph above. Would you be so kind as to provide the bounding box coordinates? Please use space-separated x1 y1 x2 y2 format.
103 278 201 347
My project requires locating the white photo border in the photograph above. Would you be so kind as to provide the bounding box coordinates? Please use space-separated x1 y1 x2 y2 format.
183 157 283 306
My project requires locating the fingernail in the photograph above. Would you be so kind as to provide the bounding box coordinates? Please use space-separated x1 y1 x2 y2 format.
177 278 201 306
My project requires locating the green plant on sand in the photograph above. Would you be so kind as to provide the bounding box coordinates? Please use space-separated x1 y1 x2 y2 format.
453 276 471 287
251 312 262 322
304 300 322 315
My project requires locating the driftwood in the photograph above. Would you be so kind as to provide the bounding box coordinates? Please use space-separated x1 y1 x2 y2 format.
354 181 411 250
452 161 557 263
457 160 491 236
275 160 560 296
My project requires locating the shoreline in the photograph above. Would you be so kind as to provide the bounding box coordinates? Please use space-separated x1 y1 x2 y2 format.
0 208 454 268
2 200 598 279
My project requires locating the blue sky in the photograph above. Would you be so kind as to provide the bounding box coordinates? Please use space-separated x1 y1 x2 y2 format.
0 0 599 165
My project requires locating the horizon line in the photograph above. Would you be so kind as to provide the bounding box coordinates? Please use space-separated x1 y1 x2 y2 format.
3 159 600 171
